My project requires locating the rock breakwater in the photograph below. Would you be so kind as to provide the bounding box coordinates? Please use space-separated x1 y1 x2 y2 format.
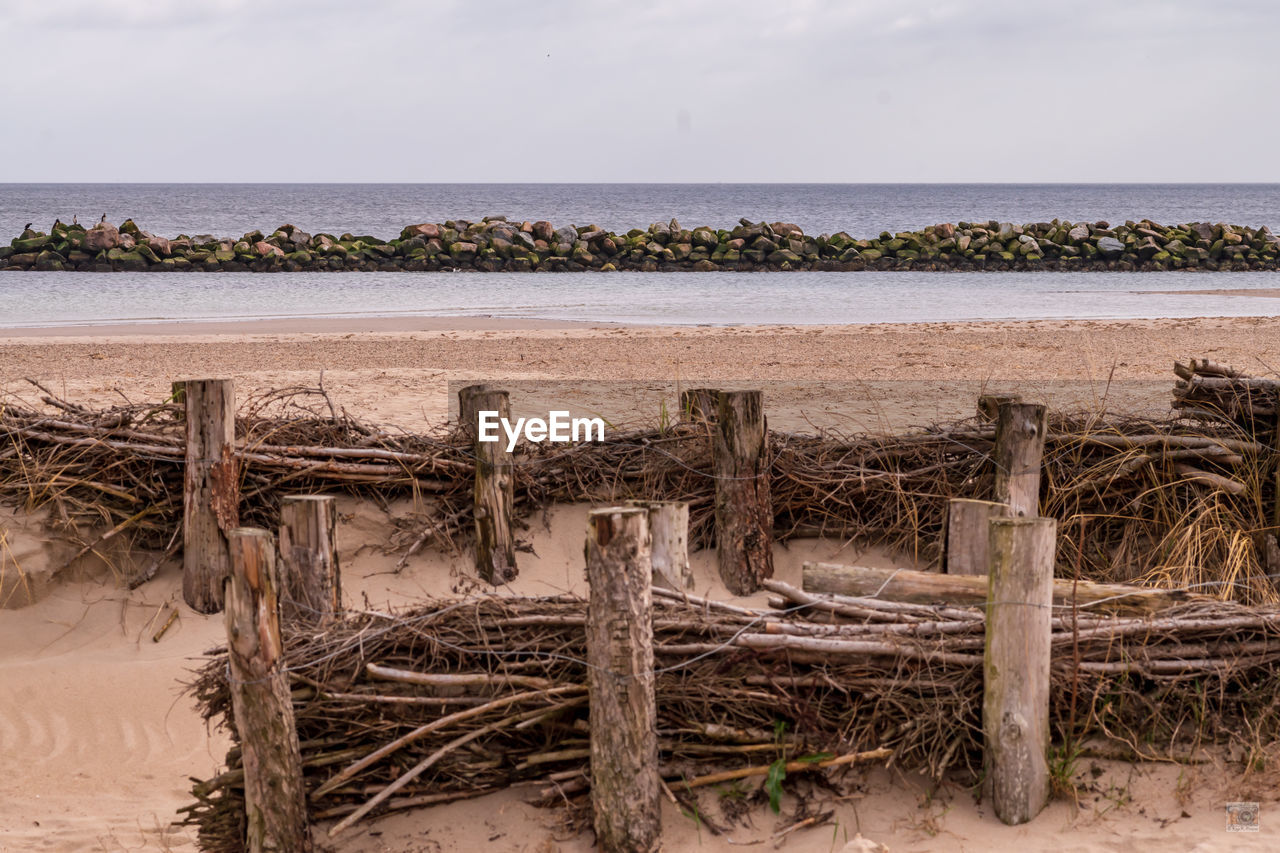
4 216 1279 273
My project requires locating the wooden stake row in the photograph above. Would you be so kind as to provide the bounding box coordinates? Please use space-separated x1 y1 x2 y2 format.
184 380 1064 847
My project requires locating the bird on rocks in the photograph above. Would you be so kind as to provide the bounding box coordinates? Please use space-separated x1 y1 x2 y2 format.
100 214 107 224
23 222 31 231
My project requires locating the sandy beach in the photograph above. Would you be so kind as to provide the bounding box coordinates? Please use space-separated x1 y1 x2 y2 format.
3 315 1279 852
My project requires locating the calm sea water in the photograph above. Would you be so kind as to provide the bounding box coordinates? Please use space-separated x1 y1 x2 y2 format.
2 183 1280 326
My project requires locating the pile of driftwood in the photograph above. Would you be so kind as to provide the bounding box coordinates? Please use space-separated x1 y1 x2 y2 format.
182 582 1280 851
1 366 1276 600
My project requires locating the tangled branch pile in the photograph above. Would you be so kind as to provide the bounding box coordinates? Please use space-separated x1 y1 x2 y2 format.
1 368 1276 600
182 582 1280 851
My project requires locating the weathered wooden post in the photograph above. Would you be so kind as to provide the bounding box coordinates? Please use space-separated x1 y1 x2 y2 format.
585 507 660 852
458 384 517 584
627 500 692 590
225 528 310 853
713 390 772 595
278 495 341 623
680 388 719 424
993 401 1048 518
182 378 236 614
984 516 1055 826
978 393 1021 422
944 498 1009 575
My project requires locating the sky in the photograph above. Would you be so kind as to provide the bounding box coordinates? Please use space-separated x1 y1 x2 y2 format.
0 0 1276 183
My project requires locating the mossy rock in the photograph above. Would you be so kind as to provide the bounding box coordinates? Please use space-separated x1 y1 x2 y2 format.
286 251 312 264
119 219 141 236
11 235 50 252
214 248 235 262
136 244 161 263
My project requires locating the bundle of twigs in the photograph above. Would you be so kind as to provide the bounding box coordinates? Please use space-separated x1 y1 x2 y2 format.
182 583 1280 851
2 380 1275 600
1173 358 1280 434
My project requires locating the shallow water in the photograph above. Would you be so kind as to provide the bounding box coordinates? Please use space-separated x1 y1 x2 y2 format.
2 268 1278 327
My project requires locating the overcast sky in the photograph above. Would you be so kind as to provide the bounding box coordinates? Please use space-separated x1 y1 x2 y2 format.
1 0 1276 183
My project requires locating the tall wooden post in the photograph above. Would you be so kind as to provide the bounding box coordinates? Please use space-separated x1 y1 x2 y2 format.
984 516 1055 826
627 500 692 590
226 528 310 853
585 507 659 853
458 384 517 584
944 498 1009 575
183 378 236 614
713 390 772 595
993 401 1047 518
680 388 719 424
278 495 341 623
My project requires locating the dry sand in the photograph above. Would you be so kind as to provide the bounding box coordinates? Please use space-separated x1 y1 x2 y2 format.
3 315 1279 852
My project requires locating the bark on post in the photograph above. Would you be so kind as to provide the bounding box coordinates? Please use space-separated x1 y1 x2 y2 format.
458 384 517 584
627 500 692 590
585 507 660 853
993 401 1048 518
680 388 719 424
944 498 1009 575
278 495 341 623
984 516 1055 826
226 528 310 853
713 390 773 595
182 378 236 614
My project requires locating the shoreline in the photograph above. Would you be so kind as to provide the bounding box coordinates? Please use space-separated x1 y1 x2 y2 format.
0 312 1273 342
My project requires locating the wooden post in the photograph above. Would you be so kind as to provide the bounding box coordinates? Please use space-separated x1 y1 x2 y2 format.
585 507 660 853
680 388 719 424
278 495 341 623
182 378 236 614
944 498 1009 575
226 528 310 853
993 401 1047 518
978 393 1021 422
713 390 773 595
627 500 692 590
458 384 517 584
984 516 1055 826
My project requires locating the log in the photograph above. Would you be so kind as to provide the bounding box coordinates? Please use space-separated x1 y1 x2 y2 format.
801 562 1200 615
225 528 310 852
679 388 719 424
984 516 1055 826
944 499 1009 576
585 507 660 853
993 401 1046 517
713 390 773 595
182 378 236 614
458 384 517 584
627 500 692 590
278 495 341 623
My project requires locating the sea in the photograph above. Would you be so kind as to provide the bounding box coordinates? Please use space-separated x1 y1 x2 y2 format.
2 183 1279 327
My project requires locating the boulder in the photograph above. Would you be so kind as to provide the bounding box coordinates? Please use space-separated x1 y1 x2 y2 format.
143 234 172 256
1096 236 1124 257
934 222 955 239
553 226 578 245
1068 224 1090 242
82 224 121 252
532 221 555 242
254 241 284 258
